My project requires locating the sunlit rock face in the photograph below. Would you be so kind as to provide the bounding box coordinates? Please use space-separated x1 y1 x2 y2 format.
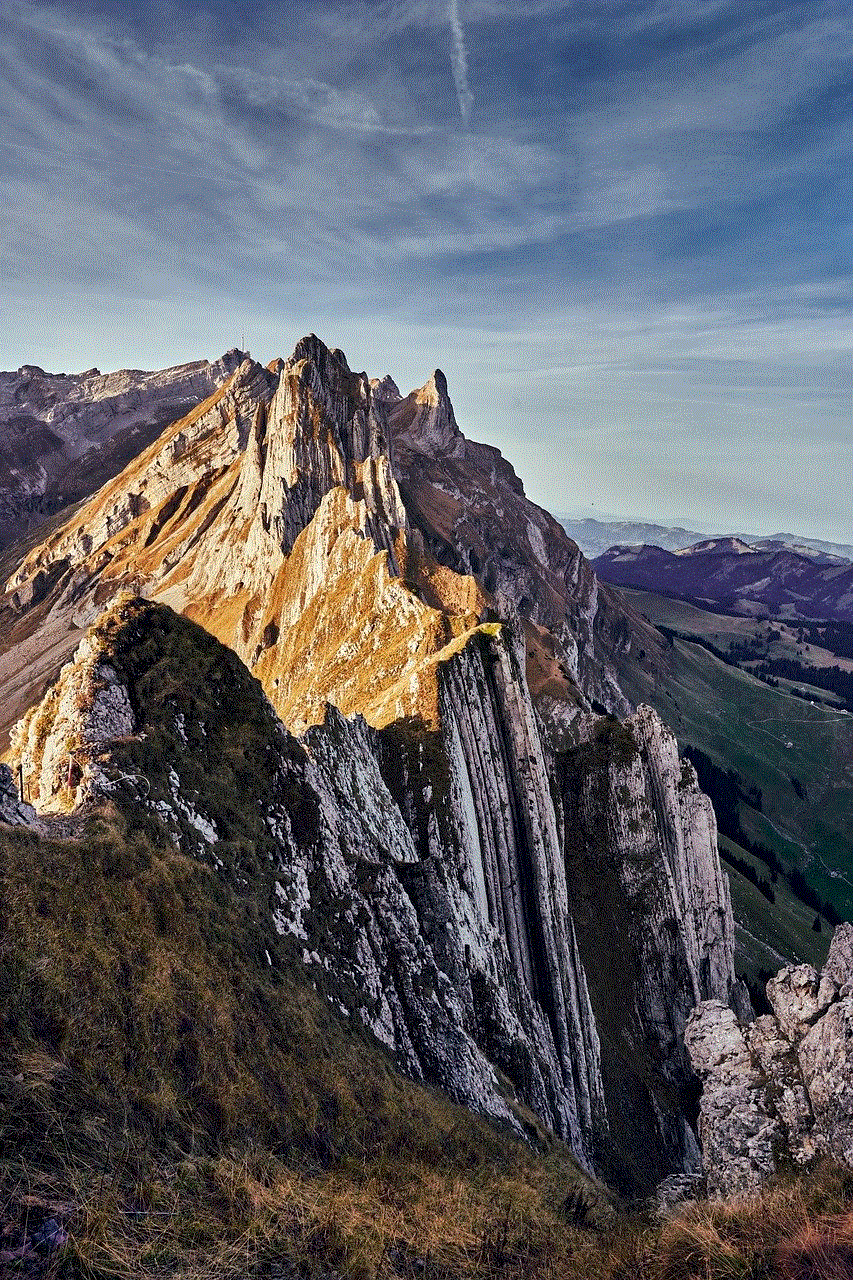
687 923 853 1195
10 628 135 813
1 334 739 1188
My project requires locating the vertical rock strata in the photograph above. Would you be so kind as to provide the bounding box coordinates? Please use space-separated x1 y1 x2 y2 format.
378 621 609 1161
1 334 741 1187
687 924 853 1195
557 707 737 1188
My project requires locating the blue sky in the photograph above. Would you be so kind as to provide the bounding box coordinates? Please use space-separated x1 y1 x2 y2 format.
1 0 850 539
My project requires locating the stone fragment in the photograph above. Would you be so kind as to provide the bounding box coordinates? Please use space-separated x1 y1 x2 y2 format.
766 964 831 1040
799 997 853 1165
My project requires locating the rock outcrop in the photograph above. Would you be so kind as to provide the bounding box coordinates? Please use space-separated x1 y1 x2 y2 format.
1 334 740 1190
558 707 737 1186
0 763 36 827
10 629 136 813
686 923 853 1195
0 350 244 552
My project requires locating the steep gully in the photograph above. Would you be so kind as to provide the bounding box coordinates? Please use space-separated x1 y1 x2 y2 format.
1 336 741 1191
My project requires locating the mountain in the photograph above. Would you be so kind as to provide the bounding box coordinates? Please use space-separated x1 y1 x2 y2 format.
559 517 715 558
6 330 853 1277
0 350 244 554
560 516 853 563
593 538 853 623
0 334 745 1196
0 609 610 1276
605 586 853 987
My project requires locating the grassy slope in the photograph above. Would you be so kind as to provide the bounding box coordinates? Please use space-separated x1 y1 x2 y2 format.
1 817 615 1279
1 599 609 1278
613 588 853 980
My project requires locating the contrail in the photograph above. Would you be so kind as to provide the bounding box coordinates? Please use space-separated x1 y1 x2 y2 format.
447 0 473 129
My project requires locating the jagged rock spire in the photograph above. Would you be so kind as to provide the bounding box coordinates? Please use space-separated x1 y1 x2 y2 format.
248 333 407 567
370 374 402 403
389 368 464 459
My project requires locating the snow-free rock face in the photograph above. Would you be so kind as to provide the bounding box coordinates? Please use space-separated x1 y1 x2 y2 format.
10 629 135 814
0 350 244 552
1 334 739 1190
687 923 853 1195
557 706 737 1187
386 375 642 717
0 763 37 827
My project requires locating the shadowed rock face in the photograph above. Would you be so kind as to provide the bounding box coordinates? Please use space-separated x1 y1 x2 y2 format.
558 708 737 1187
0 334 738 1189
687 924 853 1196
0 763 36 827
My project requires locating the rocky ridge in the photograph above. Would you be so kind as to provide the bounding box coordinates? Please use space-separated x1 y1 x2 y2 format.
686 923 853 1195
1 334 740 1190
0 350 244 554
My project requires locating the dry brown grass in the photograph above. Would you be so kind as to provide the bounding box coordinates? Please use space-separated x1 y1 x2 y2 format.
47 1154 603 1280
589 1162 853 1280
0 787 608 1279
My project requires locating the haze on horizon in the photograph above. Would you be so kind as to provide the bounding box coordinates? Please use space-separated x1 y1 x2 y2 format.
1 0 849 542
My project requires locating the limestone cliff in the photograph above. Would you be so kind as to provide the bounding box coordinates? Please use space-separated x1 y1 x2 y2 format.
1 334 740 1189
556 707 737 1187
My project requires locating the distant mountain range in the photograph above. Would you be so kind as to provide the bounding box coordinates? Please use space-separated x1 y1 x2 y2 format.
593 537 853 623
559 516 853 564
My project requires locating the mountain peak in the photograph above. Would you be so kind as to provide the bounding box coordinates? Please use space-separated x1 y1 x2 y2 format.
677 537 752 556
389 367 463 459
370 374 402 403
287 333 354 381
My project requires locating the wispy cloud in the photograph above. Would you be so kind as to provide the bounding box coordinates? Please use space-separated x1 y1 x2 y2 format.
447 0 474 128
0 0 849 538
